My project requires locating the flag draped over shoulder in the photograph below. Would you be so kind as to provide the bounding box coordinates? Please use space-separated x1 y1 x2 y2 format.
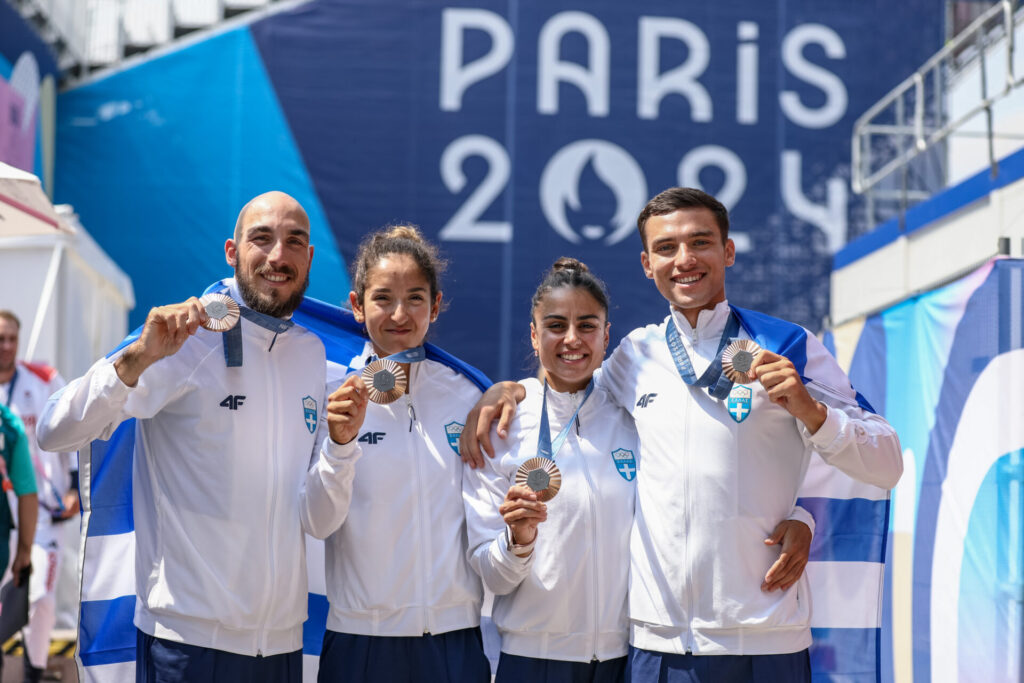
75 287 490 683
733 306 890 683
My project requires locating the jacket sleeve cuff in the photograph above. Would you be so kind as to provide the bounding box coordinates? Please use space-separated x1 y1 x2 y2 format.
787 505 816 536
96 357 135 401
322 436 362 465
803 403 843 450
494 528 534 567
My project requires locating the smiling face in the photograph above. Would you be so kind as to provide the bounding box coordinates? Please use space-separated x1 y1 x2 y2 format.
531 286 610 393
351 253 442 358
226 192 313 318
640 207 735 326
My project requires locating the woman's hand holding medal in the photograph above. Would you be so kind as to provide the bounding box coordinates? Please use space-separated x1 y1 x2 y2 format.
327 375 369 445
499 484 548 556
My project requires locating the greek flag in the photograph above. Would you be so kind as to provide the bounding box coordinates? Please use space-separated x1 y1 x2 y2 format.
75 286 490 682
734 306 891 683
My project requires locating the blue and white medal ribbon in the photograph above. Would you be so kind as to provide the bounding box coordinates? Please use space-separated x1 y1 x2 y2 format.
515 379 594 501
362 346 427 404
665 313 740 400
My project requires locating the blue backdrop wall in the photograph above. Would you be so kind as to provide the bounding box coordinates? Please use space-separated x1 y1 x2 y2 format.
55 0 943 380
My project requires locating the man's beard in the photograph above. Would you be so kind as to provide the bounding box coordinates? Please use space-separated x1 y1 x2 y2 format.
235 263 309 318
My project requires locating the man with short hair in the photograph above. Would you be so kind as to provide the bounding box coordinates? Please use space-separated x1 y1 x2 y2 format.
38 191 327 683
463 187 902 682
0 310 77 683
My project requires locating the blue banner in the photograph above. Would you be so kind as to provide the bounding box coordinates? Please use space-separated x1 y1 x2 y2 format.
56 0 943 381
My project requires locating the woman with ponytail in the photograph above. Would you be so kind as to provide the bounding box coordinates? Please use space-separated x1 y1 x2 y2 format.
463 257 638 683
301 225 490 683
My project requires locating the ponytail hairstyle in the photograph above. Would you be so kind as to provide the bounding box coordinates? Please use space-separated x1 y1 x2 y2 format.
530 256 610 320
351 224 447 306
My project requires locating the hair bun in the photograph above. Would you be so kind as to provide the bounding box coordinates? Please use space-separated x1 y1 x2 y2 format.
550 256 589 274
384 224 425 244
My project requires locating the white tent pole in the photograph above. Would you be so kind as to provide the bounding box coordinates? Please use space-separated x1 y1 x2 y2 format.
25 239 65 362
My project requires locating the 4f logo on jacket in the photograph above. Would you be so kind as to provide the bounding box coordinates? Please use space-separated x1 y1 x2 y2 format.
303 396 318 434
220 395 246 410
636 393 657 408
359 431 386 445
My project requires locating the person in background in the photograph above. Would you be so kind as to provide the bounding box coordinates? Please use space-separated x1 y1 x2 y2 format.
463 257 638 683
0 402 38 680
0 310 77 683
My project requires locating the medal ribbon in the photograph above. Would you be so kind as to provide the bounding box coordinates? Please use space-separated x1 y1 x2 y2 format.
373 346 427 365
538 379 594 461
665 313 740 400
219 293 295 368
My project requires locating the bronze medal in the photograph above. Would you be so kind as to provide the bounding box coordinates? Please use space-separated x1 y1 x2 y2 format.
361 359 408 404
199 293 240 332
721 339 762 384
515 457 562 502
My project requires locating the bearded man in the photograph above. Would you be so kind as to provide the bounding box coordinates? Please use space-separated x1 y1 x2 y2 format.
38 192 326 683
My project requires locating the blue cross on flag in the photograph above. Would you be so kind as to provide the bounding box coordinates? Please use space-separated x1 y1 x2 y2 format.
611 448 637 481
303 396 318 434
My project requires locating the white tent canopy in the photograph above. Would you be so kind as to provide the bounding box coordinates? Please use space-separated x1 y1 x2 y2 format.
0 161 134 378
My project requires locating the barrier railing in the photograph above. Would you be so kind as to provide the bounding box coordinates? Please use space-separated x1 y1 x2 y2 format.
852 0 1024 225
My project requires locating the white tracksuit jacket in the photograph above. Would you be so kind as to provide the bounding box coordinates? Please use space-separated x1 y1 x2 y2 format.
37 282 327 656
301 345 484 637
600 302 902 656
463 377 638 662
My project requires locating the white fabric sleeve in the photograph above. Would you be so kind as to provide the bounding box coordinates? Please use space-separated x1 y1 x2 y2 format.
800 395 903 490
463 419 533 596
595 338 634 411
300 435 362 539
786 504 816 536
37 349 195 453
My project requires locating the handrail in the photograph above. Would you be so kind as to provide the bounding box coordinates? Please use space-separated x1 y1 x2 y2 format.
852 0 1021 196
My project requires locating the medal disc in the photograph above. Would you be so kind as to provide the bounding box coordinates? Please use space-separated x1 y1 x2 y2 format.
199 293 240 332
721 339 762 384
361 359 408 404
515 457 562 502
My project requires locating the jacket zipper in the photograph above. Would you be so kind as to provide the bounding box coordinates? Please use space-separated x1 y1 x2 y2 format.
575 407 602 661
682 364 695 653
261 335 280 656
406 374 430 634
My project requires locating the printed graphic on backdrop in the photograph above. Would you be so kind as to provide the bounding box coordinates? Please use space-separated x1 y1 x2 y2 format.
55 0 943 382
835 258 1024 683
0 1 58 186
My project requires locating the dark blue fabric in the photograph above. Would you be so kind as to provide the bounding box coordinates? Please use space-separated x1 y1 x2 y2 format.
135 630 301 683
317 628 490 683
78 597 137 666
730 306 809 379
496 652 626 683
626 646 810 683
796 497 889 562
665 314 739 400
